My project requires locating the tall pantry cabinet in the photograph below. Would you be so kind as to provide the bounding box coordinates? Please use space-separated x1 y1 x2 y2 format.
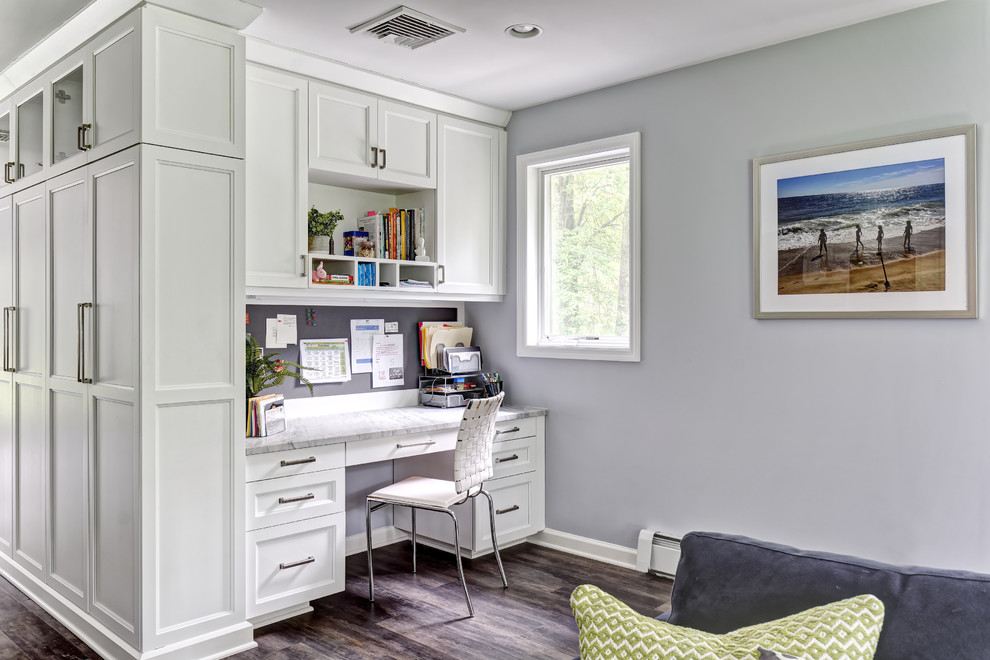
0 4 251 660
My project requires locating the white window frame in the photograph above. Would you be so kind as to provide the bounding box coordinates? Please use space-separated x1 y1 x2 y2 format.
516 132 641 362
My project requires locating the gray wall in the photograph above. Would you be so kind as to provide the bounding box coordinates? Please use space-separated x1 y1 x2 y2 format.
467 0 990 571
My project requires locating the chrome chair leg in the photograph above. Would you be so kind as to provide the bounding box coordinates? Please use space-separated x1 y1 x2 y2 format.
480 489 508 588
411 507 417 573
366 498 375 602
445 509 474 617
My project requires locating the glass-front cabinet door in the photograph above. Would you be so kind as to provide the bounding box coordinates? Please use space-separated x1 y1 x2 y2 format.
0 101 11 190
15 90 43 180
51 65 85 167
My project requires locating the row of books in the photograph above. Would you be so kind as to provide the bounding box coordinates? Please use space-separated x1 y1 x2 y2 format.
358 208 425 261
357 262 377 286
247 394 285 437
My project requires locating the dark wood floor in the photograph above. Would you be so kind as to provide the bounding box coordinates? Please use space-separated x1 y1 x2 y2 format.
0 542 672 659
239 542 672 660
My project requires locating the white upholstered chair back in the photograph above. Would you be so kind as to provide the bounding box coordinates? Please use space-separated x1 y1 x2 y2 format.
453 392 505 494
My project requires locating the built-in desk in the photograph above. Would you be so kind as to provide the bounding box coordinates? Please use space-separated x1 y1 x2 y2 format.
244 404 547 625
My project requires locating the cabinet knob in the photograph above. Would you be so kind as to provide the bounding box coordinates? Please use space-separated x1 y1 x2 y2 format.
3 162 13 184
379 148 386 170
371 146 379 168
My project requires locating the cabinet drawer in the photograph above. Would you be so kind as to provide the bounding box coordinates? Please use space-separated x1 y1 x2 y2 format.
246 443 345 482
246 513 345 619
246 468 344 531
492 435 537 480
493 416 536 442
476 471 542 550
346 430 455 466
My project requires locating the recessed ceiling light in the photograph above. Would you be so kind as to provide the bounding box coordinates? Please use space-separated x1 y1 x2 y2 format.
505 23 543 39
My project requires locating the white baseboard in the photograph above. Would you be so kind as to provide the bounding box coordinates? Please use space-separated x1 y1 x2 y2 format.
527 528 639 570
345 525 410 556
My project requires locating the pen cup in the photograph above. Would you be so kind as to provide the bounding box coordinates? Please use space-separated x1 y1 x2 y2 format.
486 381 503 396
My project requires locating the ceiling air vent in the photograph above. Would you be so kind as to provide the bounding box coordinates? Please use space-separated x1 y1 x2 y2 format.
349 6 465 50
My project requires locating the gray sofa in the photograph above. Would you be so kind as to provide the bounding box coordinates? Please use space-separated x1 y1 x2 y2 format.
659 531 990 659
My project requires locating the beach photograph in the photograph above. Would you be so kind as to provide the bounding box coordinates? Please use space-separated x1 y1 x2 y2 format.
776 158 946 295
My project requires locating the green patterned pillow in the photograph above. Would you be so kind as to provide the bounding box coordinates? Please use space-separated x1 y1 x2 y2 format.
571 585 884 660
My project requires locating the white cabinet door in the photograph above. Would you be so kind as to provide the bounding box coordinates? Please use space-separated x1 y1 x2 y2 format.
13 185 45 377
48 171 91 383
13 381 45 580
89 148 140 644
88 12 140 161
378 100 436 188
46 170 91 608
436 116 505 295
246 66 308 288
0 194 12 558
308 84 436 188
309 82 377 177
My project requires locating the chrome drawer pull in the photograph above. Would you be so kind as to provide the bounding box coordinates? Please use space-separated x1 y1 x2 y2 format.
279 556 315 570
278 492 315 504
280 456 317 467
496 427 520 435
495 454 520 464
496 505 520 515
396 440 436 449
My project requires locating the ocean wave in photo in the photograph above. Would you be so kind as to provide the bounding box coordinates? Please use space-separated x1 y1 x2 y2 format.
776 183 945 251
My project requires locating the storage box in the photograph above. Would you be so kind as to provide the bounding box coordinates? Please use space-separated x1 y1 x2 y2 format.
343 231 369 256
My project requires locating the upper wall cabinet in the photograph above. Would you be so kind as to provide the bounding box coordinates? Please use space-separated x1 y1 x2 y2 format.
436 115 505 296
0 5 244 194
245 65 309 289
309 82 437 189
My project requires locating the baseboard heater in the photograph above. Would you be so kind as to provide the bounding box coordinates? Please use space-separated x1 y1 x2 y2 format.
636 529 682 578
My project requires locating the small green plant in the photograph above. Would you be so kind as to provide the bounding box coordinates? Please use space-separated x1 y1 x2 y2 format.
246 334 314 399
308 206 343 237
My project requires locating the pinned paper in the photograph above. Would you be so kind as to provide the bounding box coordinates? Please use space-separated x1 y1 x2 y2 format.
372 334 404 388
277 314 298 344
350 318 384 374
265 318 286 349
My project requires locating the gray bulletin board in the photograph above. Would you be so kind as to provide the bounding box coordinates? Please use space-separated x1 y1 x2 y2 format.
245 304 458 399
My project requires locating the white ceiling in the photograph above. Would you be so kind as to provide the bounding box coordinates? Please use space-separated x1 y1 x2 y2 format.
3 0 945 111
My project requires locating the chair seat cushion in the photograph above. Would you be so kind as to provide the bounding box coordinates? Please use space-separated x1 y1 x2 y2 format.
369 476 465 509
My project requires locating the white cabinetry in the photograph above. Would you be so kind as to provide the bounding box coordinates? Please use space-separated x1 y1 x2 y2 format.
245 60 506 302
245 444 346 624
0 5 249 659
436 116 505 296
393 416 545 557
245 66 308 288
309 82 436 189
1 5 243 196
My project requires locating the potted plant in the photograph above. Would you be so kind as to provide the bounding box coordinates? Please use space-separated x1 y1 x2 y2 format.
246 334 314 401
308 206 343 254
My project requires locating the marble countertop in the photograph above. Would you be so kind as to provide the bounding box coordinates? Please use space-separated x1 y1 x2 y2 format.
245 404 548 455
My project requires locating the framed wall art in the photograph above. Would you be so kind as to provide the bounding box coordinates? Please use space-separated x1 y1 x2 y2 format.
753 125 976 318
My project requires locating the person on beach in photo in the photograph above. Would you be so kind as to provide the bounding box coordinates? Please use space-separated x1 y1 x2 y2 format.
876 224 884 254
818 228 828 257
855 224 864 254
903 220 913 251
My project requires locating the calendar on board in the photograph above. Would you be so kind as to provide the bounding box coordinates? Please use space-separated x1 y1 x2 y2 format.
299 338 352 383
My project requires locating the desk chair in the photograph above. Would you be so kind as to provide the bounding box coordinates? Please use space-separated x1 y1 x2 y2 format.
365 392 507 617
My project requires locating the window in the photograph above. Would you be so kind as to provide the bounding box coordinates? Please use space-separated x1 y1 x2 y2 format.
517 133 640 361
